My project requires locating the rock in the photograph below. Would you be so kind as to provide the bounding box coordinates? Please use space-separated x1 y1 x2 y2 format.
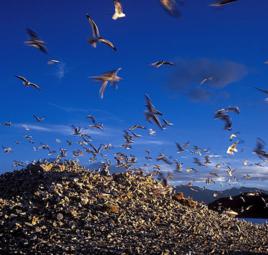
208 192 268 218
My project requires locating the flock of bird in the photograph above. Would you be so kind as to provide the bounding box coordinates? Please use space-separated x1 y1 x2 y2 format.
2 0 268 191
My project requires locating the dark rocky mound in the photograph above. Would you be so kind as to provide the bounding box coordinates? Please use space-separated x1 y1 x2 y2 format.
175 185 267 204
208 192 268 219
0 161 268 255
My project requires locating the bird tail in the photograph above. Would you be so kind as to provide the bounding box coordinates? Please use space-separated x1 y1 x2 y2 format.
112 12 126 20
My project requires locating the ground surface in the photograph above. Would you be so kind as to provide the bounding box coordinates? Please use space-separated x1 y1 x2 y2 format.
0 161 267 255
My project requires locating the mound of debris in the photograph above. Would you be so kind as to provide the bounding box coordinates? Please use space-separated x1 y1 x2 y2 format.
0 161 267 255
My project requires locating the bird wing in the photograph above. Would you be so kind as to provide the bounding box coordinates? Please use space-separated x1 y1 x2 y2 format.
33 115 39 121
226 106 240 114
200 78 208 85
15 75 28 82
152 115 163 129
151 61 162 68
176 143 184 152
256 87 268 95
223 115 232 130
27 28 39 39
99 80 109 99
163 61 175 66
114 67 122 75
98 37 117 51
210 0 237 6
221 0 238 5
87 115 96 124
29 82 40 89
86 14 100 38
101 68 121 79
38 43 48 54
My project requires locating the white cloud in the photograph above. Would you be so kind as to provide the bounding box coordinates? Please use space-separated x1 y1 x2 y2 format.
169 58 248 101
135 139 171 146
15 123 122 138
56 62 66 80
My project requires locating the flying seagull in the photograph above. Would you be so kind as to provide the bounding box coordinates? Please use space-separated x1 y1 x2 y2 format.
148 128 156 136
47 59 60 65
229 132 239 141
90 68 122 99
226 166 235 177
254 138 268 160
33 115 45 122
160 0 181 17
176 142 185 153
210 0 238 7
144 94 163 129
151 60 175 68
86 14 117 51
200 76 213 85
2 146 12 154
15 75 40 89
227 142 238 155
25 28 48 54
112 0 126 20
214 106 240 130
1 121 12 127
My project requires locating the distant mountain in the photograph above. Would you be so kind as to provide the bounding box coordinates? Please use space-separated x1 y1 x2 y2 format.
175 185 268 204
208 192 268 219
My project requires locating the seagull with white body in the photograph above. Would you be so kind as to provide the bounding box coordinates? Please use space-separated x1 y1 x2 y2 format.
112 0 126 20
15 75 40 90
160 0 180 17
151 60 175 68
90 68 122 99
200 76 213 85
229 132 239 141
226 166 235 177
25 28 48 54
47 59 60 65
227 142 238 155
2 146 12 153
148 128 156 136
174 160 183 172
86 14 117 51
210 0 238 7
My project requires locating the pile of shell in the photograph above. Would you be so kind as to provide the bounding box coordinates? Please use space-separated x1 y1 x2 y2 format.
0 161 267 254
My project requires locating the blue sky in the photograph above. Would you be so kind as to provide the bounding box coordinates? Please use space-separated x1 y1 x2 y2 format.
1 0 268 190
